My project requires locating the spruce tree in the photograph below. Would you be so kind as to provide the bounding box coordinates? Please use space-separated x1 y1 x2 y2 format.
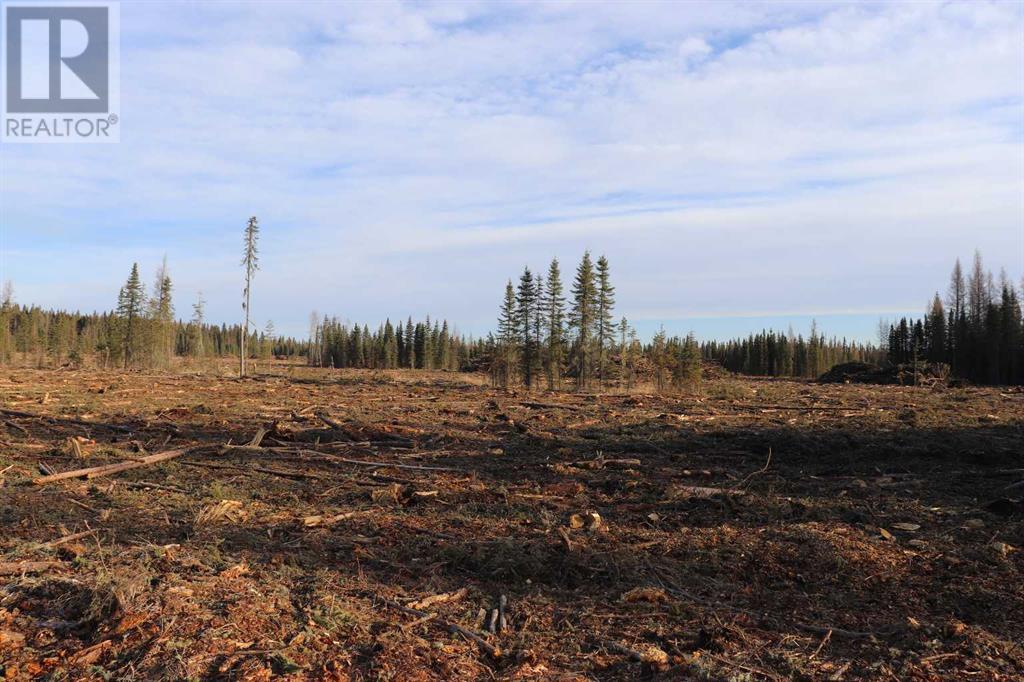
532 273 544 383
438 320 451 370
496 280 517 388
116 263 145 368
395 320 405 368
925 294 945 363
405 317 415 369
516 267 539 388
595 255 615 386
423 317 435 370
673 332 702 394
384 319 398 369
544 258 566 390
568 251 597 390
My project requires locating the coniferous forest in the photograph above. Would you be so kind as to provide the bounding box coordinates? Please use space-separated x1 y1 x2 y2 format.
1 246 1021 387
884 252 1023 385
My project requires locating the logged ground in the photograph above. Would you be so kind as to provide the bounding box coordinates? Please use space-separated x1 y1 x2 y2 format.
0 362 1022 681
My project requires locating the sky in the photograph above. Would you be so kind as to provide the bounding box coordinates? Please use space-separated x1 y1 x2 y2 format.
1 0 1022 343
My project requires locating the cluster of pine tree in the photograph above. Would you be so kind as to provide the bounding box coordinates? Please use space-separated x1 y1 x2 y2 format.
0 263 298 370
308 315 480 371
487 252 701 393
887 252 1022 385
490 252 612 390
702 324 880 379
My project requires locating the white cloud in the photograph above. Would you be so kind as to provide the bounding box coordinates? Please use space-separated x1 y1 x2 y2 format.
1 1 1021 340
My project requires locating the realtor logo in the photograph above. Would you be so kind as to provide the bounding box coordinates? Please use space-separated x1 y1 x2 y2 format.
2 1 119 142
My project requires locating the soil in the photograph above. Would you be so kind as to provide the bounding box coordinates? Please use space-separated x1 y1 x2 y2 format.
0 363 1022 680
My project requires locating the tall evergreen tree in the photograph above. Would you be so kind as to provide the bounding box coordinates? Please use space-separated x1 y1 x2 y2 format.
438 320 451 370
516 267 540 388
925 293 945 363
383 319 398 369
595 255 615 386
673 332 702 393
568 251 597 390
496 280 517 388
544 258 566 390
116 263 145 368
405 317 415 369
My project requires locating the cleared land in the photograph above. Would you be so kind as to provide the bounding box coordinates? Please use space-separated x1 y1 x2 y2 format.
0 363 1022 680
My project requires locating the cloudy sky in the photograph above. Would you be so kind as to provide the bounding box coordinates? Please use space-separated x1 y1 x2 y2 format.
1 0 1022 342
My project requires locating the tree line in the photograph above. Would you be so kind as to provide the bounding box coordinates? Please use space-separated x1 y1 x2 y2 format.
701 325 881 379
886 251 1022 385
4 224 1019 387
0 262 298 369
308 315 482 371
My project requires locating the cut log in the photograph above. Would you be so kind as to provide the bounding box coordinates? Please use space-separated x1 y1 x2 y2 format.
33 447 202 485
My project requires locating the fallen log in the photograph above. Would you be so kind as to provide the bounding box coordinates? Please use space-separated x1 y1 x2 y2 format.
33 446 205 485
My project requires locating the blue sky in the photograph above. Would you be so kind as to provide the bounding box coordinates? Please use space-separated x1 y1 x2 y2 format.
1 0 1022 343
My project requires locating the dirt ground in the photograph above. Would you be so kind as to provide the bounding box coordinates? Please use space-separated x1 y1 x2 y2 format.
0 362 1022 681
